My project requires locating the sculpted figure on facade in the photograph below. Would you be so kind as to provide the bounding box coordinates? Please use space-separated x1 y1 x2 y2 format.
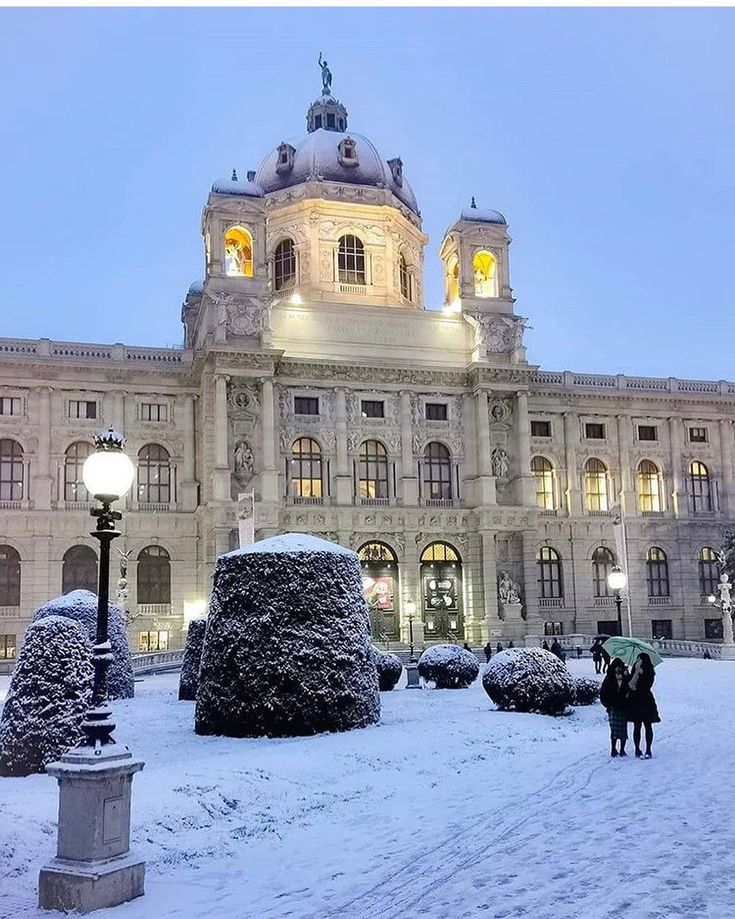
491 445 510 478
466 313 526 354
233 440 255 482
497 571 522 606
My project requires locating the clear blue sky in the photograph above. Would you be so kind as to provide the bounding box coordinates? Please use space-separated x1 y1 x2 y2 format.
1 8 733 379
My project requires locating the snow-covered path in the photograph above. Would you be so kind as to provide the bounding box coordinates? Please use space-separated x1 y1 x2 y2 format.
1 659 733 919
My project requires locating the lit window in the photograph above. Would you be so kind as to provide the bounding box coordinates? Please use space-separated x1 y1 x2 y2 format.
62 545 98 594
399 254 412 301
64 442 92 503
646 547 669 597
423 442 452 500
137 444 171 504
592 546 615 597
446 255 459 304
538 547 563 599
531 420 551 438
140 403 168 423
274 238 297 291
472 250 498 298
0 545 20 606
138 630 169 652
69 400 97 420
0 397 21 416
531 456 555 510
698 547 719 597
224 226 254 278
361 400 384 418
358 440 389 499
0 439 23 502
0 634 15 660
421 542 459 562
291 437 322 498
294 396 319 416
584 458 609 512
338 235 366 285
137 546 171 604
638 460 661 513
689 461 712 513
425 402 448 421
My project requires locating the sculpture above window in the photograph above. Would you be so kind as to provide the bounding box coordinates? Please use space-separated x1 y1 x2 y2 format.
224 226 254 278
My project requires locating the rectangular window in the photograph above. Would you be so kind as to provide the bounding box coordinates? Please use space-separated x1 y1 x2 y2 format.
294 397 319 416
689 427 708 443
361 400 385 419
651 619 672 640
138 630 170 653
543 621 563 636
638 425 658 442
704 618 723 640
0 634 15 659
531 420 551 438
597 619 621 637
0 397 21 416
425 402 448 421
326 113 335 128
140 402 168 423
69 400 97 420
585 422 605 439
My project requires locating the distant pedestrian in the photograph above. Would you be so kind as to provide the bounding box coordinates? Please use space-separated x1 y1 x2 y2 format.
590 638 605 674
600 657 629 757
627 652 660 759
496 642 503 654
463 642 472 653
542 640 549 651
549 638 566 663
483 642 493 663
508 640 515 649
703 649 712 660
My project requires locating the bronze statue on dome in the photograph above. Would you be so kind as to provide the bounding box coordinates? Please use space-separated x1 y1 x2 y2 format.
318 52 332 95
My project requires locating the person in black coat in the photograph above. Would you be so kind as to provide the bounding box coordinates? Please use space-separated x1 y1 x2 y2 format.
483 642 493 663
590 638 605 674
496 642 503 654
549 638 566 662
600 657 629 757
542 640 549 651
626 652 660 759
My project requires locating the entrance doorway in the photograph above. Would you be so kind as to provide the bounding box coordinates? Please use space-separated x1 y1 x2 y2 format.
596 619 621 638
359 542 399 640
420 542 463 640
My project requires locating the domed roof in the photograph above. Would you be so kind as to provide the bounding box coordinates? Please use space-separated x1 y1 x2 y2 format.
460 205 506 226
255 129 419 215
211 170 263 198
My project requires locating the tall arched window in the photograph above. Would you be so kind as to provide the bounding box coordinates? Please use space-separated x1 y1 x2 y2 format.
420 542 463 638
399 253 412 301
0 545 20 606
592 546 615 598
689 461 712 512
62 545 98 595
273 238 296 291
531 456 555 510
137 444 171 504
472 250 498 297
584 458 609 512
423 442 452 500
637 460 661 513
446 255 459 304
64 441 93 503
359 542 399 639
358 440 389 500
698 547 720 597
338 234 366 284
224 226 253 277
538 546 563 599
646 547 670 597
291 437 322 498
137 546 171 605
0 439 23 501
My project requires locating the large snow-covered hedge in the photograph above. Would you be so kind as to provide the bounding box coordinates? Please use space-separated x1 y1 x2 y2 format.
32 589 134 700
374 650 403 691
195 533 380 738
417 644 479 689
0 616 93 776
179 619 207 701
571 677 601 706
482 647 574 715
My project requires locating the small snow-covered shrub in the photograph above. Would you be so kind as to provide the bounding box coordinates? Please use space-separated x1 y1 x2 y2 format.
196 533 380 738
375 650 402 691
33 589 134 700
0 617 93 776
571 677 600 706
417 644 479 689
179 619 206 701
483 647 574 716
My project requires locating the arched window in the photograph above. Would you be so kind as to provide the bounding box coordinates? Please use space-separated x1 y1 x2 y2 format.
646 547 670 597
359 542 399 639
399 253 412 301
291 437 322 498
638 460 661 513
273 238 296 291
64 441 93 503
538 546 563 599
0 439 23 501
421 542 460 563
137 546 171 605
338 234 366 285
446 255 459 304
224 226 254 278
472 250 498 298
0 545 20 606
423 442 452 501
62 545 98 595
137 444 171 504
584 458 609 512
592 546 615 598
531 456 555 510
420 542 463 638
358 440 389 500
698 547 720 597
689 461 712 512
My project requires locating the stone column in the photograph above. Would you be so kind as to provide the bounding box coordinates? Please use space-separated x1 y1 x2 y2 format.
669 416 686 518
400 536 423 646
260 378 279 502
617 414 633 514
719 420 734 516
212 375 231 502
334 387 352 505
33 386 52 509
399 391 418 505
516 390 535 506
474 390 496 505
563 412 582 515
479 529 499 641
180 393 199 511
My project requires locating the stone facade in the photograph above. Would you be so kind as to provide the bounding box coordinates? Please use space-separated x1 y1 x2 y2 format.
0 82 732 659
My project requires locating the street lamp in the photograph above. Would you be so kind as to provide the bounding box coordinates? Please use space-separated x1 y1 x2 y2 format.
607 566 627 637
38 428 145 913
708 573 735 660
404 599 420 688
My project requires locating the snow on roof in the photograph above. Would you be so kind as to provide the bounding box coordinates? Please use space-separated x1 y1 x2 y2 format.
188 281 204 295
211 176 264 198
225 532 356 557
460 207 507 225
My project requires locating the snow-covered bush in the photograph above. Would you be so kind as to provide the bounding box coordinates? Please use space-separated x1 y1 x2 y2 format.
195 533 380 738
179 619 206 701
571 677 600 706
32 589 134 699
374 650 402 691
0 617 93 776
417 644 479 689
482 647 574 715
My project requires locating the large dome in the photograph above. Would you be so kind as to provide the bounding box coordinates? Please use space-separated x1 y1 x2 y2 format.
255 129 419 215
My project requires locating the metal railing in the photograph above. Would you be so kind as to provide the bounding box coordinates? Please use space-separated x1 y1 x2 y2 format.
549 633 723 659
131 649 185 674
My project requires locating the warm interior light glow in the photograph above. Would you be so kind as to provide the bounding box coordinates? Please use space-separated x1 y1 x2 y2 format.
443 301 461 315
445 255 460 305
289 293 303 305
472 250 498 298
183 599 208 627
82 450 135 500
224 226 253 277
607 566 627 592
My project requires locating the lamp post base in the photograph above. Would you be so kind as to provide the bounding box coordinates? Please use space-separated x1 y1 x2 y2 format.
406 663 421 688
39 851 145 913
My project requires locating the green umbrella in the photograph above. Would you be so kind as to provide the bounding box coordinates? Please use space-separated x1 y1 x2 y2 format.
602 636 664 668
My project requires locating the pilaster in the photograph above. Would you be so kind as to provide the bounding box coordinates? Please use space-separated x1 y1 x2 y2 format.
180 393 199 511
474 390 497 505
212 374 231 502
259 377 279 502
617 414 634 513
334 387 352 505
669 416 686 518
515 390 535 506
32 386 52 509
563 411 582 515
399 391 418 505
719 419 734 516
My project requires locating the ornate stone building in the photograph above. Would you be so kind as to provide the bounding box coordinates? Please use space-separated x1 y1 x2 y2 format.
1 72 732 660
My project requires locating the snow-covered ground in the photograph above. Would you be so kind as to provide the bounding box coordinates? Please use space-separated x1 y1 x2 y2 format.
1 659 733 919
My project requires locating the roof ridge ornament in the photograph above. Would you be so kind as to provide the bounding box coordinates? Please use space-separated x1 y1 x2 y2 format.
232 168 238 182
471 196 477 209
318 52 332 96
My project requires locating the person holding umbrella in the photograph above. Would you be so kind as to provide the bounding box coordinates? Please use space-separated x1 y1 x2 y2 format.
627 652 661 759
599 657 630 757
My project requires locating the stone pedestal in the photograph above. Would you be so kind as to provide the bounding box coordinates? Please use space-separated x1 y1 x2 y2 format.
499 602 525 643
720 643 735 661
405 664 421 688
38 746 145 913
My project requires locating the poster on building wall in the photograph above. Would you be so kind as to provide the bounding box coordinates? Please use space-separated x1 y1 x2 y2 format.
363 575 394 611
238 491 255 548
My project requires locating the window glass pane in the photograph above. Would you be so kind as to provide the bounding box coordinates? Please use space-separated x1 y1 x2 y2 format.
425 403 448 421
294 397 319 415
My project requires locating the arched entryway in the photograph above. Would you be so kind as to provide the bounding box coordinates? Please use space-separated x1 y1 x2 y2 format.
62 545 98 595
420 541 463 640
358 542 399 640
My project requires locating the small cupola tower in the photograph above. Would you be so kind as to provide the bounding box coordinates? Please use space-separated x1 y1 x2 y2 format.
306 53 348 132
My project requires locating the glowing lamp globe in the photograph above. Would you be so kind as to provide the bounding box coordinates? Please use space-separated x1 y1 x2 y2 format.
707 594 717 605
82 428 135 501
405 599 417 617
607 566 627 593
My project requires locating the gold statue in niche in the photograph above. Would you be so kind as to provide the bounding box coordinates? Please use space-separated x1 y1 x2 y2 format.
224 226 254 277
473 250 497 298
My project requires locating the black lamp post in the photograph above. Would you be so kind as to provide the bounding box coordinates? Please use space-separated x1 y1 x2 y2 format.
405 599 417 663
607 565 628 637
